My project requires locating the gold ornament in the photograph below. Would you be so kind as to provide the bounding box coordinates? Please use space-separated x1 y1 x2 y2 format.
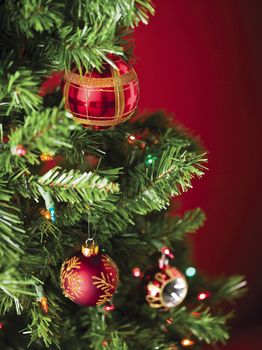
146 267 188 309
82 240 99 257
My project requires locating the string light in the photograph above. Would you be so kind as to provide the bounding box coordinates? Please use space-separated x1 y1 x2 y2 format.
11 144 26 156
102 340 108 347
0 322 3 330
139 141 147 149
145 153 158 165
35 285 48 314
127 134 147 149
197 291 210 301
166 318 173 325
103 304 115 312
145 154 153 164
127 134 136 144
185 267 196 277
49 207 56 222
191 311 201 318
39 297 48 314
161 246 174 259
40 209 51 220
40 153 53 161
181 338 195 347
132 267 142 278
38 186 56 223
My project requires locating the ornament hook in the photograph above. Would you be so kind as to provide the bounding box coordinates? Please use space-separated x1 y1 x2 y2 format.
82 239 99 257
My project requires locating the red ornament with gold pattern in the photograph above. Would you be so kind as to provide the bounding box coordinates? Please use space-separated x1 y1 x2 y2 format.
63 54 139 130
60 240 119 306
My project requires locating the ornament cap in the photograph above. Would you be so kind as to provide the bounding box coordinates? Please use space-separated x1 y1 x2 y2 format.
82 240 99 257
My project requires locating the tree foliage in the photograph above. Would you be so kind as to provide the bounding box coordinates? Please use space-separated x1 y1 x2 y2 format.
0 1 246 349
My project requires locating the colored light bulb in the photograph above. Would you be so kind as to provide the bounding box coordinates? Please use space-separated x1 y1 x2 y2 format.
103 304 115 312
127 134 136 144
49 207 56 222
39 297 48 314
132 267 142 278
40 209 51 220
145 154 157 165
40 153 53 161
12 144 26 156
166 318 173 325
161 246 174 258
197 291 210 301
181 338 194 347
185 267 196 277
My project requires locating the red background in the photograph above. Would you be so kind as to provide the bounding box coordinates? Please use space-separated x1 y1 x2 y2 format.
134 0 262 347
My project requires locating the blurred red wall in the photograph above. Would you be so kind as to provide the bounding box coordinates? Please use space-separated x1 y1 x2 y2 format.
134 0 262 338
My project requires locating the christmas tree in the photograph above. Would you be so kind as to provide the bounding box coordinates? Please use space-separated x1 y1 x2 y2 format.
0 1 247 349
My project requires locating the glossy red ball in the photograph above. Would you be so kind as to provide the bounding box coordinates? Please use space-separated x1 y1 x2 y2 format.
60 251 119 306
63 55 139 130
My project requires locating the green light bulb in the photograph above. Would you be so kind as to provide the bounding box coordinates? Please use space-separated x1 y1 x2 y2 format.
185 267 196 277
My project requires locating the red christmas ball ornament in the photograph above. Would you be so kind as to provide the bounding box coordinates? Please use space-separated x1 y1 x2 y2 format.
60 240 119 306
63 54 139 130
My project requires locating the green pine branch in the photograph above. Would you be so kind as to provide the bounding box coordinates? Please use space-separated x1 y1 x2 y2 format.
210 275 248 303
0 53 42 115
126 147 207 215
34 166 121 205
1 0 64 37
87 147 207 238
63 129 107 165
102 333 128 350
0 181 26 261
66 0 154 29
84 311 130 350
169 307 230 344
1 0 154 73
143 208 206 244
0 270 39 315
25 293 62 349
2 108 76 173
55 23 123 73
0 0 246 348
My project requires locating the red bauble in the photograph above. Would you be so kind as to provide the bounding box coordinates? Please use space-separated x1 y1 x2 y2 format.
63 54 139 130
60 243 119 306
